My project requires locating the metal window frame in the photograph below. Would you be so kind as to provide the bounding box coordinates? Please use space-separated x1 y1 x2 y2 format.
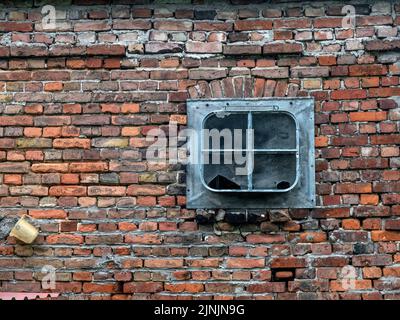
186 98 315 209
200 110 299 193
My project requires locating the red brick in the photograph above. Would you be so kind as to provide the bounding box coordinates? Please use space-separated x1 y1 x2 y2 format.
124 233 161 244
335 183 372 194
194 22 233 31
314 17 342 28
83 283 119 293
144 259 183 268
274 18 311 29
246 234 285 243
372 231 400 241
263 42 303 54
186 41 222 53
47 234 84 244
123 282 163 293
0 116 33 126
49 186 87 196
234 20 272 31
331 89 368 100
29 209 67 219
360 195 379 205
0 162 30 174
31 163 69 173
330 280 372 291
165 283 204 293
299 231 327 243
271 257 306 268
0 22 33 32
53 138 91 149
226 258 265 268
385 220 400 231
0 138 16 149
223 45 261 55
88 186 126 196
247 282 286 293
371 135 400 145
154 20 192 31
251 67 289 79
349 65 387 76
350 111 387 121
342 219 361 230
127 185 165 196
318 56 336 66
3 174 22 185
87 45 126 56
69 162 108 172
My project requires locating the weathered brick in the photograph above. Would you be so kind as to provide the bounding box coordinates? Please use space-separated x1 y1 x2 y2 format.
189 68 227 80
88 186 126 196
53 139 91 149
226 258 264 268
29 209 67 219
0 116 33 126
49 186 87 196
16 138 52 149
87 45 126 56
365 39 400 51
31 163 69 173
153 20 192 31
349 64 388 76
291 67 330 78
234 20 272 31
123 282 163 293
274 18 311 29
113 19 151 30
335 183 372 194
372 231 400 242
145 42 183 54
69 162 108 172
251 67 289 79
263 42 303 54
47 234 84 244
92 138 129 148
0 22 33 32
194 22 233 32
223 45 261 55
186 41 222 53
271 257 306 268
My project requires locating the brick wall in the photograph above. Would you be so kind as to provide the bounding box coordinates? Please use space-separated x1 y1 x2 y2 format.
0 0 399 300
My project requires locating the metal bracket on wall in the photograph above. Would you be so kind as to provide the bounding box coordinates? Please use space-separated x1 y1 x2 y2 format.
186 98 315 209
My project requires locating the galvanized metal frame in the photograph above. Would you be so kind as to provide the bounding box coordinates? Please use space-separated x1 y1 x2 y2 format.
186 98 315 209
200 110 299 193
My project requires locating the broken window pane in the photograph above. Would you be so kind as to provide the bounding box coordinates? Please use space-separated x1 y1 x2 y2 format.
253 112 296 149
203 152 248 190
252 154 297 190
203 112 247 150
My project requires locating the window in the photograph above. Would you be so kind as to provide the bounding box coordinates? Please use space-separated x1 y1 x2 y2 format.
202 111 298 192
186 98 315 209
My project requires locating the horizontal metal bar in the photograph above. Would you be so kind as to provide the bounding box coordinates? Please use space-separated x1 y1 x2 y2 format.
205 188 294 193
201 149 298 153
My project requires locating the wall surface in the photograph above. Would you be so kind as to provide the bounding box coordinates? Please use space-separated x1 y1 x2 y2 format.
0 0 399 300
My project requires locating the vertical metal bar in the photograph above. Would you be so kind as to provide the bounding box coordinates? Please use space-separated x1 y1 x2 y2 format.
247 111 253 191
